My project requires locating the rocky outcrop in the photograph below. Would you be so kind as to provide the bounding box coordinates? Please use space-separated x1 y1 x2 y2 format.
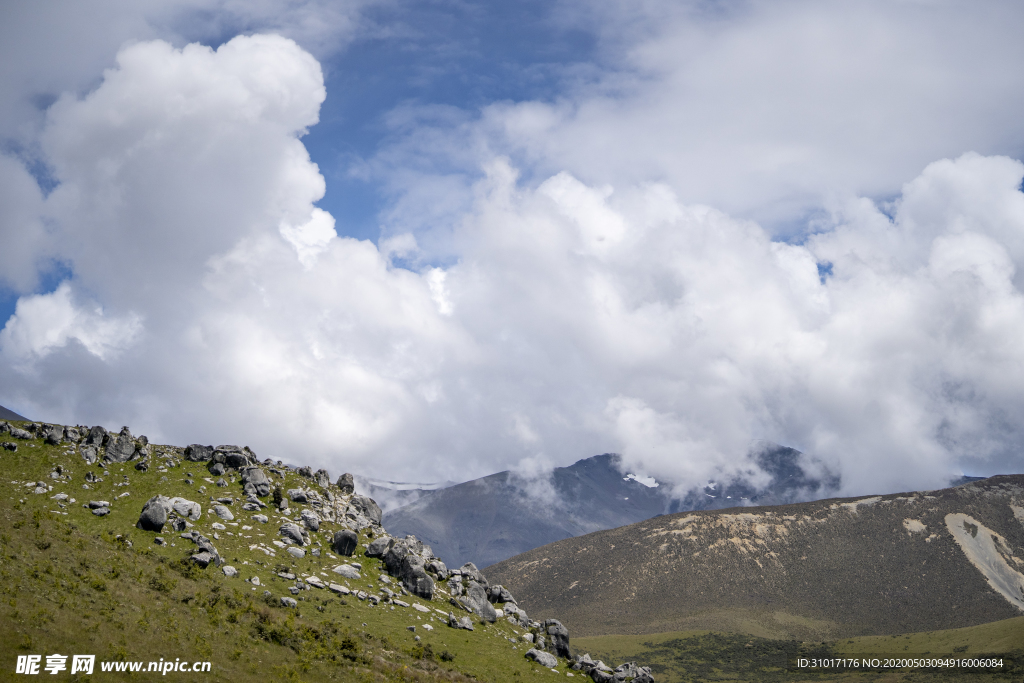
104 426 137 463
184 444 213 461
137 495 173 532
381 535 436 599
332 529 358 556
336 473 355 494
241 466 271 497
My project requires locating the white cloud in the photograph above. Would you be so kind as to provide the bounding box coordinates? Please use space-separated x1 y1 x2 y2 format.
0 282 141 364
2 20 1024 499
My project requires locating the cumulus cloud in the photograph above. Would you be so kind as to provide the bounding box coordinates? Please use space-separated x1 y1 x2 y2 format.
2 25 1024 499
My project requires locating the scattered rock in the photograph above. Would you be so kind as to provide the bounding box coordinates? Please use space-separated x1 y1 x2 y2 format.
301 509 320 532
279 523 308 546
208 462 225 476
2 442 17 452
211 504 234 521
104 427 136 463
332 564 361 580
222 566 238 578
154 537 165 545
281 597 297 608
328 583 350 595
447 612 474 631
191 551 215 568
287 488 308 503
306 575 325 589
526 649 558 668
170 497 202 520
10 428 32 440
253 514 268 524
137 495 174 532
336 473 355 494
332 529 358 556
287 547 306 559
350 495 382 525
240 467 271 497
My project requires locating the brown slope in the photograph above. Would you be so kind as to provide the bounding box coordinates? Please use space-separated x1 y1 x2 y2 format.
487 475 1024 640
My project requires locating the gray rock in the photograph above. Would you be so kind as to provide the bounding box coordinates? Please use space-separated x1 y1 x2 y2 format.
526 649 558 668
65 427 81 442
544 619 571 659
332 529 358 556
447 613 474 631
297 466 313 478
184 444 213 461
461 580 497 622
487 584 517 604
350 495 382 524
212 504 234 521
253 514 268 524
242 502 260 511
366 535 393 558
91 507 110 516
137 495 173 532
0 421 8 434
281 596 298 608
2 441 17 452
88 500 111 508
286 488 308 503
332 564 361 580
170 518 189 532
154 537 166 545
170 497 201 520
216 478 228 487
300 509 320 532
222 565 238 577
223 451 249 469
313 468 330 488
104 426 136 463
459 562 488 586
589 670 614 683
287 547 306 559
241 467 271 497
279 523 307 546
10 427 32 440
85 426 107 446
336 473 355 494
43 425 64 445
208 462 225 476
190 551 215 568
383 536 435 599
426 559 449 580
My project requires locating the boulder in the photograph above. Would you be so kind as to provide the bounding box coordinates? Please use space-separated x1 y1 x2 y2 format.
224 451 249 469
279 523 307 546
222 566 238 578
350 495 382 524
280 597 298 608
240 467 271 497
426 559 449 580
208 462 226 476
297 466 313 478
287 488 308 503
332 564 361 580
184 444 213 462
313 468 331 488
10 427 32 440
79 445 98 464
526 649 558 668
383 536 435 599
65 427 81 442
85 425 107 446
544 619 571 659
332 529 358 556
447 612 474 631
460 581 497 622
300 509 320 532
137 495 173 532
1 442 16 452
43 425 64 445
212 504 234 521
287 547 305 559
169 497 202 520
487 584 517 604
191 551 215 568
366 535 392 557
104 427 136 463
336 473 355 494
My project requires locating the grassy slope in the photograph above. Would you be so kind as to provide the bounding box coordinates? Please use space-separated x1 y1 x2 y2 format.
0 425 578 682
574 618 1024 683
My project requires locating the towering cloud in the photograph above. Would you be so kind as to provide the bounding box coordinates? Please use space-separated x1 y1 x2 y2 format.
2 13 1024 498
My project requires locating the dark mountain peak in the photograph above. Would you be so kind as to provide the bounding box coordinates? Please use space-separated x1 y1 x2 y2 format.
0 404 29 421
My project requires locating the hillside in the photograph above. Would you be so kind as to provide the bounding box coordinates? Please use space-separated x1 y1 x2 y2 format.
487 476 1024 640
0 419 646 681
383 445 839 569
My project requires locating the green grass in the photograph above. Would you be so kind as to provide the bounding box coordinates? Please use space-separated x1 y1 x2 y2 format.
574 618 1024 683
0 425 578 682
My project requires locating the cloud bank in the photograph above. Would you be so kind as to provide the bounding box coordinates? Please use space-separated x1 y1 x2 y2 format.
2 7 1024 498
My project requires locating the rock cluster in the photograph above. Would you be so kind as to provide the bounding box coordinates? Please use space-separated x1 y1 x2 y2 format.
571 655 654 683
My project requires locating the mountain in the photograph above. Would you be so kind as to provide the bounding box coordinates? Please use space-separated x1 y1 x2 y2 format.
0 404 28 421
0 418 637 681
383 445 840 569
487 475 1024 640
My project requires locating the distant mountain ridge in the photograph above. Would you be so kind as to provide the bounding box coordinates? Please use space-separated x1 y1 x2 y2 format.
383 444 842 568
488 474 1024 640
0 404 28 421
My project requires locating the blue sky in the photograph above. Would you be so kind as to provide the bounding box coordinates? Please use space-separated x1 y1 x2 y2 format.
2 0 1024 494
